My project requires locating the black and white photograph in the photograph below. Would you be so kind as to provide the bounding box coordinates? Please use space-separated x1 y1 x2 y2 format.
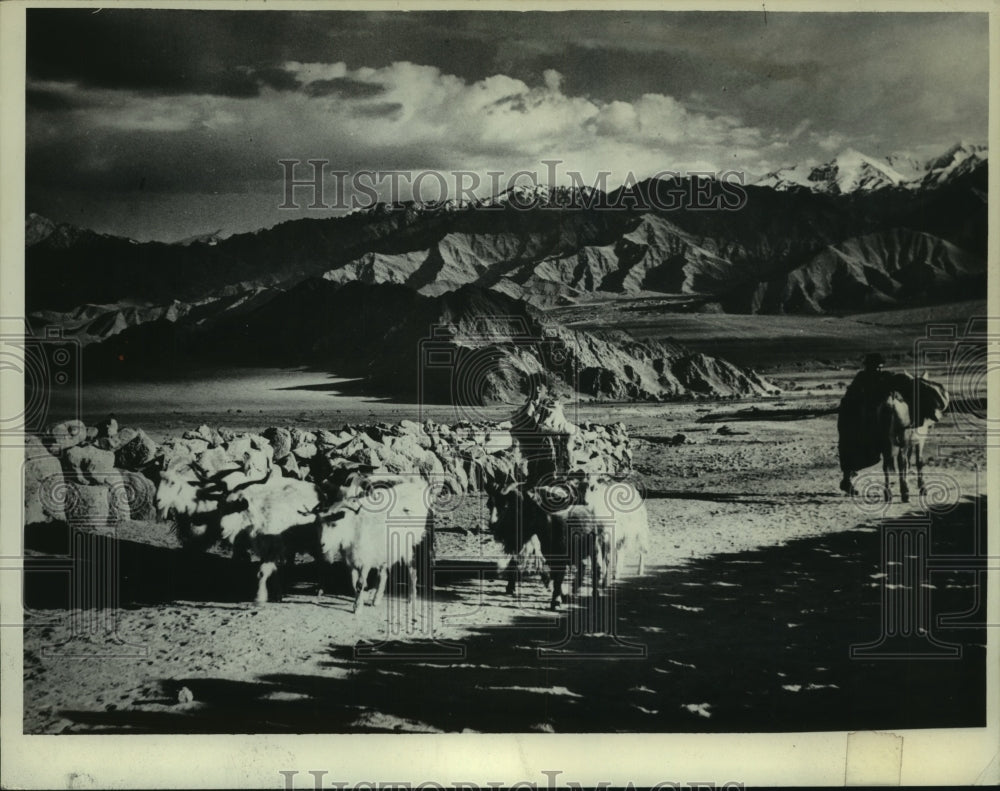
1 1 996 787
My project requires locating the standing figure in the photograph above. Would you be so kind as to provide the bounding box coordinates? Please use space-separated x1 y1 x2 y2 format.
837 353 892 494
509 374 560 487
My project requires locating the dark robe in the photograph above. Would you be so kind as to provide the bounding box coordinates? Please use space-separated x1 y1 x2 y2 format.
837 369 893 474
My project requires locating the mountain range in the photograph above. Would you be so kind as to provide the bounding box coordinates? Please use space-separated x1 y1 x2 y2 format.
25 141 988 399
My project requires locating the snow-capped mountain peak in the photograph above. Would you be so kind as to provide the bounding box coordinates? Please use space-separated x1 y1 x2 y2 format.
925 140 987 171
820 148 907 193
883 151 925 180
756 141 987 195
478 184 598 208
920 141 988 188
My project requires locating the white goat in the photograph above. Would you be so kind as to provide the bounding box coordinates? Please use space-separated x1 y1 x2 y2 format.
218 473 318 542
218 473 323 603
578 476 649 583
318 479 430 613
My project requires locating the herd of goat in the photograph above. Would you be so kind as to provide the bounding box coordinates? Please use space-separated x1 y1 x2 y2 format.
154 432 650 612
59 367 955 614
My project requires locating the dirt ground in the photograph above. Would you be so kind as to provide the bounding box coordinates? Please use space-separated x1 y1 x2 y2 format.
22 370 988 733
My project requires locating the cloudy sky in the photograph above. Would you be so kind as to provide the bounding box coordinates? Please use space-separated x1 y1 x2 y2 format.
26 8 988 242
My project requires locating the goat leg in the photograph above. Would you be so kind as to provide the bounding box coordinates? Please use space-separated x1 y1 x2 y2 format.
371 565 388 607
352 565 368 613
898 447 909 504
407 562 418 605
606 535 618 587
504 557 518 596
549 563 566 611
914 441 927 496
591 540 601 605
255 562 276 604
882 451 893 504
572 547 584 595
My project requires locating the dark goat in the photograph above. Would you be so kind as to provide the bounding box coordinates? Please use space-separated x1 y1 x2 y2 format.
486 482 604 610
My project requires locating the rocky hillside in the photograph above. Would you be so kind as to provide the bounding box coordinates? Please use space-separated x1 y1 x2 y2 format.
748 229 986 314
80 281 778 402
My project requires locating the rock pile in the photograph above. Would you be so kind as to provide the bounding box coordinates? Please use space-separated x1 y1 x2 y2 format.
24 419 160 527
156 417 631 495
24 414 634 526
256 417 631 494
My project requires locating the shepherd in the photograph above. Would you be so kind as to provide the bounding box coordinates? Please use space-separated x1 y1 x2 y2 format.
509 373 567 486
837 354 950 502
838 353 892 494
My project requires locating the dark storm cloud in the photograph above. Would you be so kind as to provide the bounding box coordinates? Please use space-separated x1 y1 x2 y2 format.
26 9 988 109
505 41 825 106
25 8 498 96
23 8 989 242
315 12 502 82
29 9 249 96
